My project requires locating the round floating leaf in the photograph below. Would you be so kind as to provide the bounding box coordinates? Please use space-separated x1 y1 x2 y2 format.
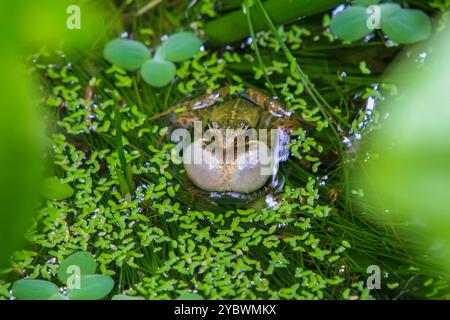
12 280 61 300
381 9 432 44
330 6 372 42
176 293 204 300
140 59 176 87
111 294 145 300
49 293 68 300
67 275 114 300
379 3 401 18
42 177 74 200
157 32 202 62
104 39 150 71
352 0 380 5
57 251 97 284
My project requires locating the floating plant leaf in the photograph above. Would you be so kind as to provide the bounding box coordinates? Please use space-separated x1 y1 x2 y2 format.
330 6 372 41
352 0 380 5
379 2 401 18
381 9 432 44
157 32 202 62
67 275 114 300
12 280 61 300
104 39 150 71
48 293 68 300
42 177 74 200
140 59 176 87
176 293 204 300
111 294 145 300
57 251 97 284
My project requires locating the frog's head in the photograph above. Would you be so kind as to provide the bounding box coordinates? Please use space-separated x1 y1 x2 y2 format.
206 96 260 130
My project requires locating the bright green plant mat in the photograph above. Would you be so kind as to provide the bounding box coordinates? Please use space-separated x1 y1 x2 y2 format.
0 0 447 300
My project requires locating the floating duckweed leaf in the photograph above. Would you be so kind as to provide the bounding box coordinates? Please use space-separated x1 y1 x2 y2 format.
359 61 372 75
157 32 202 62
176 293 204 300
111 294 145 300
42 177 74 200
67 275 114 300
140 59 176 87
57 251 97 284
381 9 432 44
387 282 399 289
330 6 372 42
12 280 61 300
104 39 150 71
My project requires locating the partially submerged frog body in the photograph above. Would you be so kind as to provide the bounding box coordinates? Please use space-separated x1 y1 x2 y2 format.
165 87 302 194
168 87 299 132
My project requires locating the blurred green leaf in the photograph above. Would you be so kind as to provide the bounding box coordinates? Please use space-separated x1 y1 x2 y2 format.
176 293 204 300
67 275 114 300
379 3 401 18
12 280 61 300
352 0 380 4
157 32 202 62
57 251 97 284
42 177 74 200
381 9 432 44
359 25 450 271
111 294 145 300
140 59 176 87
330 6 371 41
104 39 150 71
49 293 68 300
0 51 43 267
0 1 106 51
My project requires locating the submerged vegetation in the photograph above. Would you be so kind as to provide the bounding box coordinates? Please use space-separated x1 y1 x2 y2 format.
1 0 449 300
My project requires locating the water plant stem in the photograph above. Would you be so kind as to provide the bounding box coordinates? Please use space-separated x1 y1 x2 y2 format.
203 0 341 45
136 0 164 16
243 2 275 95
114 108 133 195
253 0 343 149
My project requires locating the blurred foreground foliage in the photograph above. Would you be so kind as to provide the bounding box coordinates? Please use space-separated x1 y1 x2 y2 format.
0 0 449 300
356 22 450 277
